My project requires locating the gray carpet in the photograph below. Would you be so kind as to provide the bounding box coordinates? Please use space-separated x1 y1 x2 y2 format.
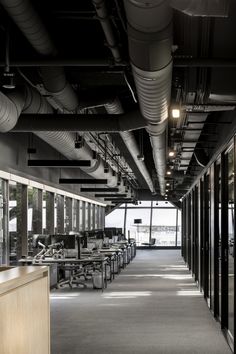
51 250 232 354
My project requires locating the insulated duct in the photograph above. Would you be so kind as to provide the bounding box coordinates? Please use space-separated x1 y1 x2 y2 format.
0 88 119 190
105 98 155 194
92 0 122 63
0 0 79 111
124 0 173 195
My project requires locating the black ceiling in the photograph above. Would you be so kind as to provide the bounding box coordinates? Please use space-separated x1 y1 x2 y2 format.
1 0 236 204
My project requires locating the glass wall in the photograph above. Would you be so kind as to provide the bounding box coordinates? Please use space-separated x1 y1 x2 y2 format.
0 178 8 265
227 146 234 338
28 187 42 254
9 182 27 265
105 208 125 231
85 202 89 231
126 207 151 244
105 202 181 246
0 173 104 264
64 197 72 233
152 207 177 246
181 139 236 350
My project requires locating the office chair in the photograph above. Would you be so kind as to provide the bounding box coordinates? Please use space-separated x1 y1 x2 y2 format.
142 238 156 247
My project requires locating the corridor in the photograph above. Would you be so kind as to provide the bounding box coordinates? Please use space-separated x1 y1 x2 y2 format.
51 250 231 354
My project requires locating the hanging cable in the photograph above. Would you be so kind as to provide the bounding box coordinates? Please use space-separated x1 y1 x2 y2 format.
123 72 137 103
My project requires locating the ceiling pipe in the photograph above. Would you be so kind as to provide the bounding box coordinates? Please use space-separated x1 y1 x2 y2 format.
12 111 146 132
105 98 156 194
123 0 173 195
0 0 78 111
0 87 122 191
92 0 122 63
90 1 155 195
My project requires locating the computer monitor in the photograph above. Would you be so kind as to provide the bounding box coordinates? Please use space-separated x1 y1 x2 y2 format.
51 234 76 249
32 234 52 248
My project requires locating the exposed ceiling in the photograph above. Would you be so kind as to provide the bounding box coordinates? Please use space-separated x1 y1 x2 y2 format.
0 0 236 207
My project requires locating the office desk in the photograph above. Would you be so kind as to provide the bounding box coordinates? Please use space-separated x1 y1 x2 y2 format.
98 250 117 279
31 257 108 291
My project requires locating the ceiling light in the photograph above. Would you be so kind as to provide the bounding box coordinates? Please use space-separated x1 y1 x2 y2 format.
166 189 169 192
166 183 170 186
171 108 180 119
167 171 171 175
169 151 175 157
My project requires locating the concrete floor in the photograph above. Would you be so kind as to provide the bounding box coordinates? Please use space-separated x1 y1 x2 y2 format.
51 250 232 354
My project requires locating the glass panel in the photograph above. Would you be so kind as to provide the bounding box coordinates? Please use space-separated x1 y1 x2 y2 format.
28 187 42 255
64 197 72 233
126 208 150 245
207 173 211 303
0 178 8 265
152 208 177 246
94 205 98 229
56 194 64 233
90 204 95 230
228 147 234 336
85 202 89 230
43 191 46 233
72 199 77 232
217 160 222 319
80 201 84 231
177 210 182 246
9 182 22 265
105 208 125 232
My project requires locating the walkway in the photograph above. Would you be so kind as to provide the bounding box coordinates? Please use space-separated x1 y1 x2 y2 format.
51 250 232 354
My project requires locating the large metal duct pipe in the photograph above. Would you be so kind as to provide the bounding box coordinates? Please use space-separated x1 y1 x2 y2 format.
124 0 173 195
0 0 79 111
92 0 122 63
0 88 118 190
105 98 155 194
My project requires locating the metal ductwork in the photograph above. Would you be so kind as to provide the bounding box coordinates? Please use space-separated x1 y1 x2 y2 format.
12 111 146 132
171 0 230 17
92 0 122 63
105 98 155 194
0 88 119 191
0 0 79 111
124 0 173 195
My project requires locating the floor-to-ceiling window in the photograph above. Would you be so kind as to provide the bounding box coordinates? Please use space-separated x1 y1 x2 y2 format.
105 201 181 246
0 178 8 265
152 202 177 247
227 145 234 340
9 182 27 264
28 187 42 254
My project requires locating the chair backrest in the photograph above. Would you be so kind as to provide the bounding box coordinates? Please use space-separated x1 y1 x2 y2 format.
150 238 156 245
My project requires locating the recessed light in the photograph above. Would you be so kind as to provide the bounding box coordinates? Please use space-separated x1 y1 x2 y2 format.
167 171 171 175
169 151 175 157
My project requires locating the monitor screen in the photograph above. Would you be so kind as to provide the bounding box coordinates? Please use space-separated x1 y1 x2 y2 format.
32 234 52 248
51 234 76 249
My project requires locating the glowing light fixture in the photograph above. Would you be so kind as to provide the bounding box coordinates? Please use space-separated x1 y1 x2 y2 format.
169 151 175 157
172 108 180 119
167 171 171 175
